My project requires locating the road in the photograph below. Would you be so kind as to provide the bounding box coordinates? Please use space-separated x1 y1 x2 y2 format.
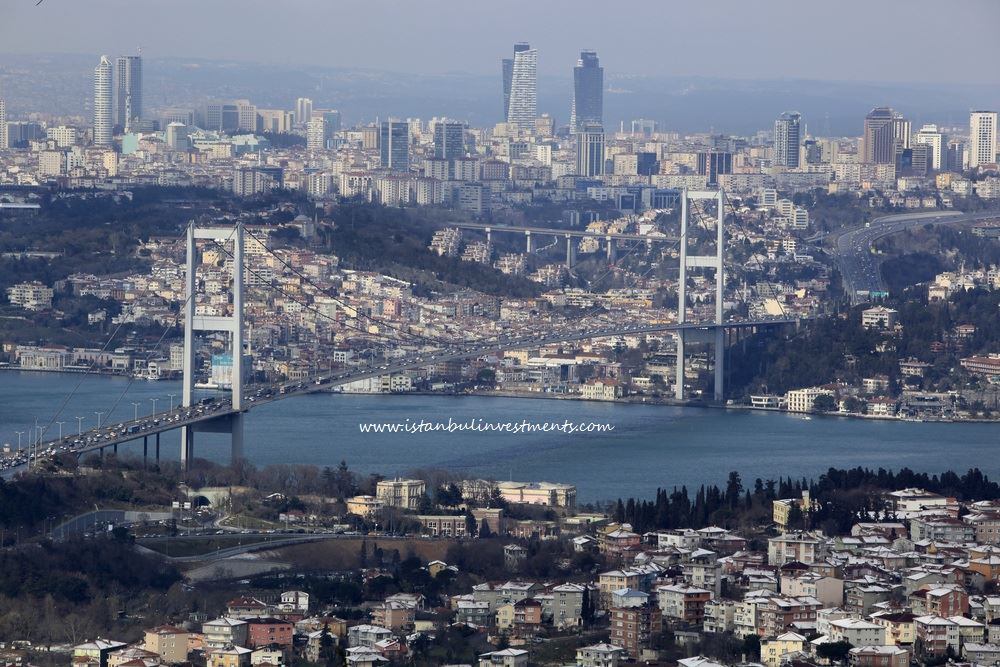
831 210 1000 300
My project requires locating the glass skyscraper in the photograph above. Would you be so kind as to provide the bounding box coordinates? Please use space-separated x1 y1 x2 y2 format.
503 43 537 130
380 120 410 172
433 120 466 160
570 51 603 134
115 54 142 131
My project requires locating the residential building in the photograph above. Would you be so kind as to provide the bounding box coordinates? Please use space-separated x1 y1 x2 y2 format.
575 643 624 667
6 281 54 310
656 584 712 623
478 648 528 667
202 617 249 650
347 624 393 649
762 632 807 667
245 618 293 648
774 112 802 168
609 603 662 658
914 615 959 656
73 640 128 667
144 626 189 664
862 306 898 330
848 646 910 667
768 532 824 564
829 618 888 646
970 111 998 168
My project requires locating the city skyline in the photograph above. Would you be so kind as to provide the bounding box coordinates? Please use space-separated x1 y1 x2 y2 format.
2 0 999 85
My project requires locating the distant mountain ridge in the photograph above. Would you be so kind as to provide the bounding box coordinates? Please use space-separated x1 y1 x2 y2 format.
1 52 996 135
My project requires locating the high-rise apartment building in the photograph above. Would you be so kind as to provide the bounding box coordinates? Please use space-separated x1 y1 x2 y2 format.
93 55 113 146
914 124 945 171
774 112 801 168
433 120 466 160
969 111 998 168
504 43 537 130
295 98 313 127
862 107 898 165
380 120 409 172
114 54 142 131
0 98 6 150
576 123 605 177
570 50 603 134
306 117 325 151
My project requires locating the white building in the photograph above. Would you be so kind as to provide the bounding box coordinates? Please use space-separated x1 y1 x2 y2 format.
970 111 998 168
93 55 113 146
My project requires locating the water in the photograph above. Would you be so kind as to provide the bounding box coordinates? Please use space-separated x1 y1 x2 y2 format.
2 371 999 502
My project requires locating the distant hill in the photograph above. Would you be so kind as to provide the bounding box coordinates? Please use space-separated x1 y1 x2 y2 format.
1 52 998 134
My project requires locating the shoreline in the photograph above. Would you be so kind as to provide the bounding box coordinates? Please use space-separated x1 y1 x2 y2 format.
5 366 996 425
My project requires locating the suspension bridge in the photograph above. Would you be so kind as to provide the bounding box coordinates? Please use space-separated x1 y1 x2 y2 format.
2 189 800 476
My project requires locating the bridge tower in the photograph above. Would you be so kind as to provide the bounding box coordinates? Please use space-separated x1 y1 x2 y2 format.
675 189 726 402
180 222 246 470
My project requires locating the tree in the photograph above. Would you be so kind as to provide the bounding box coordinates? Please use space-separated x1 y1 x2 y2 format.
816 641 853 664
741 635 761 660
319 623 336 667
813 394 838 412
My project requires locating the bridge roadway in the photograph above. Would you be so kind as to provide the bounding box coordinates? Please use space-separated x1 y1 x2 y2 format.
830 209 1000 300
1 317 798 476
452 221 678 243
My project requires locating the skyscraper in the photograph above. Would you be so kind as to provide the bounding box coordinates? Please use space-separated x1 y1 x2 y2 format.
505 43 537 130
969 110 998 168
570 50 603 134
914 124 945 171
774 112 801 168
502 57 514 121
93 55 113 146
862 107 897 165
433 120 466 160
576 123 605 177
380 120 409 172
306 117 325 151
0 97 6 150
296 98 313 126
115 54 142 131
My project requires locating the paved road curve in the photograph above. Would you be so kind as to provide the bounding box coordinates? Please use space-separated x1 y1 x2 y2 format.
832 210 1000 301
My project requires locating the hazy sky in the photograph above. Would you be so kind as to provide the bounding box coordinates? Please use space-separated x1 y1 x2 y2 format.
3 0 999 84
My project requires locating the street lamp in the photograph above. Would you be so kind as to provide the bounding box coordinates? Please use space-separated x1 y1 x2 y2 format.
168 393 177 411
150 397 159 415
56 421 65 441
14 431 23 453
132 402 141 423
76 416 84 436
94 411 104 429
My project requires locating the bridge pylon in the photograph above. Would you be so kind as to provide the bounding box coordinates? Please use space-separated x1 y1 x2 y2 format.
675 189 726 402
180 222 246 470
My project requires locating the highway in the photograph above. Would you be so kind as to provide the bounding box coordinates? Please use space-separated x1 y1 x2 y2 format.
2 317 798 477
831 210 1000 300
452 221 678 243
